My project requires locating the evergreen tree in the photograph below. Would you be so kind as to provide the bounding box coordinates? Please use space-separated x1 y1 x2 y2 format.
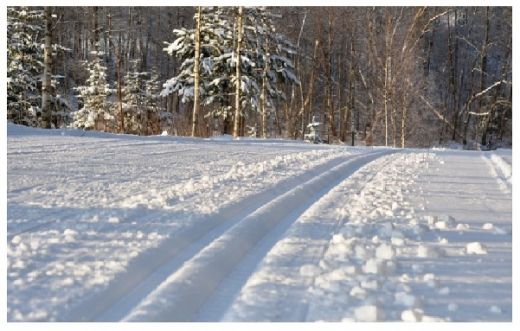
144 70 163 135
72 52 112 130
7 7 44 127
161 6 299 136
122 61 148 135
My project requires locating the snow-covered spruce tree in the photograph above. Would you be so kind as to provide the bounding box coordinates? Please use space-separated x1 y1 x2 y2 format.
250 8 300 138
162 7 299 137
122 61 148 135
144 70 164 135
213 7 299 137
161 7 231 133
7 7 44 127
73 51 113 131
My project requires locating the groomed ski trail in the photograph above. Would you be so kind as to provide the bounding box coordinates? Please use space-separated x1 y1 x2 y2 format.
70 150 392 321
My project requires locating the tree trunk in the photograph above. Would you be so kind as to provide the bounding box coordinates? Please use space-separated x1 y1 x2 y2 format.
41 6 53 129
383 13 391 147
260 21 270 138
475 7 490 143
401 94 408 148
233 6 243 138
116 41 125 133
326 10 336 138
191 6 201 137
349 37 355 146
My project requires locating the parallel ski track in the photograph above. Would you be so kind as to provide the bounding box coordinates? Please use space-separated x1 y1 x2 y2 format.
61 150 390 321
197 151 398 322
74 150 391 322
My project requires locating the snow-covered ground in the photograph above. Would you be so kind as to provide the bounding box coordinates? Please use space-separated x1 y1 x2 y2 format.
6 124 512 322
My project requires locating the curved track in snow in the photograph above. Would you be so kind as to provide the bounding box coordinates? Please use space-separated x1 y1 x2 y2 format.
64 150 391 321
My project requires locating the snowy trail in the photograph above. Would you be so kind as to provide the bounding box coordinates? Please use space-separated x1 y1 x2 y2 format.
104 151 391 321
7 124 511 322
8 125 358 322
63 151 385 321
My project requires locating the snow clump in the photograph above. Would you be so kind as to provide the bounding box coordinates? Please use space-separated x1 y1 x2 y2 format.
466 242 487 255
354 305 384 322
401 309 423 322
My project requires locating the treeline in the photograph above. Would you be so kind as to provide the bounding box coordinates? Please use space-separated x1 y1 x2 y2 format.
7 7 512 148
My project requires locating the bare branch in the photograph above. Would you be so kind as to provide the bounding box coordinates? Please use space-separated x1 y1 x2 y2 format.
419 94 463 139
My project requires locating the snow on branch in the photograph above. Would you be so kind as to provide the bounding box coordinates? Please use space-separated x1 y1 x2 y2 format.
472 80 506 100
468 111 490 116
407 9 451 53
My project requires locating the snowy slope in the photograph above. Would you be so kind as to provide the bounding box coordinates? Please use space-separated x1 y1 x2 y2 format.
6 124 512 322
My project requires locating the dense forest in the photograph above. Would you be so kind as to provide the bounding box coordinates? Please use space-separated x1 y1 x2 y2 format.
7 6 512 148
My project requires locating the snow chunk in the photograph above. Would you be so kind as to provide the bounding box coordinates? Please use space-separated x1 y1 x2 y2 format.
63 229 78 242
421 315 446 322
466 242 487 255
482 223 494 230
434 220 450 230
391 236 405 246
401 309 423 322
11 235 22 245
375 243 396 260
299 264 321 277
354 305 383 322
350 286 367 299
361 279 378 290
456 223 470 231
363 258 383 274
108 216 120 224
438 237 449 245
417 245 443 258
399 273 412 282
354 245 371 259
423 273 438 287
63 229 77 237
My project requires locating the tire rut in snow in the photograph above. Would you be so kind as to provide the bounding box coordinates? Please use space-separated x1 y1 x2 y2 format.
121 150 392 322
62 150 383 321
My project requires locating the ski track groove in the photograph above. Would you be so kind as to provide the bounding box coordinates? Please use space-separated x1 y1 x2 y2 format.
63 151 392 321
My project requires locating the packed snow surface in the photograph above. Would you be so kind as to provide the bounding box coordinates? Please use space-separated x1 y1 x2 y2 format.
6 124 512 322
